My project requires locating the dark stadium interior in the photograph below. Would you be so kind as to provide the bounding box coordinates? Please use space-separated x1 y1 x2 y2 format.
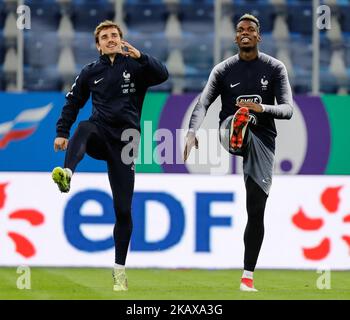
0 0 349 94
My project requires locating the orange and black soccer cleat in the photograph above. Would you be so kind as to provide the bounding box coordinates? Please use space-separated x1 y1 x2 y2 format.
230 107 250 150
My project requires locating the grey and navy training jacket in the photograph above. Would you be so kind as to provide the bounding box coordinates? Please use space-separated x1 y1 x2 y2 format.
56 52 168 141
189 52 293 152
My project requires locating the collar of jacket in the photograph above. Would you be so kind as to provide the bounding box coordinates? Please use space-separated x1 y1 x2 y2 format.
99 53 123 65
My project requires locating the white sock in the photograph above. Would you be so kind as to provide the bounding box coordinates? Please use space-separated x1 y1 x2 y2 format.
114 263 125 271
64 168 73 177
242 270 253 279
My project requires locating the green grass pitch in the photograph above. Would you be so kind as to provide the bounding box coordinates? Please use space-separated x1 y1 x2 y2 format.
0 268 350 300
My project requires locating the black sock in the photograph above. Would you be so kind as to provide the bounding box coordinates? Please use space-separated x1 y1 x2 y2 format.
113 216 133 265
243 176 268 272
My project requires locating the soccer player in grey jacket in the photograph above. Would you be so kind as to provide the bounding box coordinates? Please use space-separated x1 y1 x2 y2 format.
184 14 293 291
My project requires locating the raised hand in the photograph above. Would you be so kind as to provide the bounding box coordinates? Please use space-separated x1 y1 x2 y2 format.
54 137 68 152
120 40 141 59
236 101 263 113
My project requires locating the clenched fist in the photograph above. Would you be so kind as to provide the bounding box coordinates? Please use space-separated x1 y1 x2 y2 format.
183 131 198 162
54 137 68 152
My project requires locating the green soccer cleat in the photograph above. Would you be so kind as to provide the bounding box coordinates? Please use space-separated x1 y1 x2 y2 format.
52 167 71 193
112 268 128 291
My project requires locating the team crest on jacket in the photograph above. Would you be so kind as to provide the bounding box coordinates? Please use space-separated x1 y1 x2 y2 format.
123 70 131 82
261 76 268 91
121 70 136 94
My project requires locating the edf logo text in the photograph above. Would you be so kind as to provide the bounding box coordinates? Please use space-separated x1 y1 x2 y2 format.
64 191 234 253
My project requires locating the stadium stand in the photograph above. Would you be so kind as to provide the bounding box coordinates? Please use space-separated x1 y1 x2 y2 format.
0 1 5 30
124 1 168 34
24 32 60 68
0 0 348 94
24 65 62 91
25 1 61 31
71 0 115 32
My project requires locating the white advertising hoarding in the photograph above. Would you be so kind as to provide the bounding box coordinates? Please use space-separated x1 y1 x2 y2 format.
0 173 349 270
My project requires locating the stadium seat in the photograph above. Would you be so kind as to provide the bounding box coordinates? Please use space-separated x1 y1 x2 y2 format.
286 3 312 34
57 14 75 43
0 32 4 65
339 5 350 32
166 49 185 76
182 34 214 72
178 2 214 35
24 0 61 31
293 77 311 94
320 67 339 93
329 48 348 80
124 2 168 34
320 35 332 69
232 3 276 33
221 38 236 57
3 47 17 74
325 15 342 43
233 0 270 3
58 46 76 77
183 71 210 93
290 35 312 71
165 13 182 39
0 1 5 30
72 32 98 67
127 34 168 62
259 33 277 56
24 31 60 68
3 12 17 41
272 14 289 40
0 67 4 91
345 35 350 68
71 1 114 32
126 0 163 3
24 66 62 91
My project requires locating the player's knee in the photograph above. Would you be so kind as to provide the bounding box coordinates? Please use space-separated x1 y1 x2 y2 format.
247 204 265 220
115 205 132 222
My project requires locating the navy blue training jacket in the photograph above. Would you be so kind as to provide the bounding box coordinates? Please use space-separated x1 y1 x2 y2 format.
189 52 293 152
56 52 168 141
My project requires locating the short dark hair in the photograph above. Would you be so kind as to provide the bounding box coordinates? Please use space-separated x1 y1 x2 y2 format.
236 13 260 33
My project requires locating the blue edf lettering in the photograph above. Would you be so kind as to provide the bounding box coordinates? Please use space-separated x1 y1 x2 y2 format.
64 190 115 252
131 192 185 251
64 190 185 252
64 190 234 253
196 193 234 252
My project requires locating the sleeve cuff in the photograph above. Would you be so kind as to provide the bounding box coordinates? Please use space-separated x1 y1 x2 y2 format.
57 132 69 139
136 52 148 64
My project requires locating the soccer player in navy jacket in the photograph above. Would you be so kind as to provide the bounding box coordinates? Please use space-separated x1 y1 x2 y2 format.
52 20 168 291
184 14 293 291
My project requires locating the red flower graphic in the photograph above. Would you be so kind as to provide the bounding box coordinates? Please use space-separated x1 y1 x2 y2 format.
0 182 44 258
292 186 350 261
